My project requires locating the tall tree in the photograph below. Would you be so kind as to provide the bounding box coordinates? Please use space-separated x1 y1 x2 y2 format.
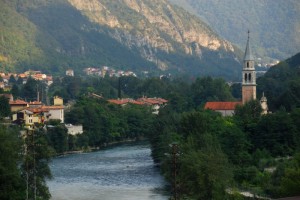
22 128 53 200
0 126 25 200
0 95 11 119
21 77 38 101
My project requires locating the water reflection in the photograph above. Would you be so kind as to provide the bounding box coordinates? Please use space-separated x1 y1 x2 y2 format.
48 142 169 200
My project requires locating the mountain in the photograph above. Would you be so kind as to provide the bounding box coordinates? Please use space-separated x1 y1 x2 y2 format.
0 0 242 79
257 52 300 111
169 0 300 63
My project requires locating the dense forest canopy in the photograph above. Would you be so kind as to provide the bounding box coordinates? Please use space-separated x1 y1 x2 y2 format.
257 52 300 111
1 51 300 199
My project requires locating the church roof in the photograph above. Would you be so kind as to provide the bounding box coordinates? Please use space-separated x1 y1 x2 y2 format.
244 31 254 61
204 102 242 111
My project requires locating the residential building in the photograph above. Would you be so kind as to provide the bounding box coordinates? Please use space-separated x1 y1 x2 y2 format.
107 97 168 114
9 99 29 112
42 106 64 123
65 124 83 135
66 69 74 76
29 101 43 108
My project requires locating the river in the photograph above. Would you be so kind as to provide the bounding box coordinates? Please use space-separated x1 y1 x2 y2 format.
47 142 169 200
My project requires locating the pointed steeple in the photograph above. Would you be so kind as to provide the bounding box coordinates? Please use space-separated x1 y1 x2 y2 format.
244 30 254 61
242 30 256 104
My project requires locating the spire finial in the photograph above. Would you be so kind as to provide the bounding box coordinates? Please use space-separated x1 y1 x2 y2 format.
248 30 250 40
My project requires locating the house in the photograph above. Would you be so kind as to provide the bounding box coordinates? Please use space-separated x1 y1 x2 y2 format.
65 124 83 135
13 101 65 127
107 99 130 106
66 69 74 76
45 76 53 86
41 106 64 123
107 97 168 114
136 97 168 114
9 99 29 112
13 107 48 129
29 101 43 108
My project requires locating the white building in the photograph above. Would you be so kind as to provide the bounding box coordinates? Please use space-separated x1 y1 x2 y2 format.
65 124 83 135
42 106 64 123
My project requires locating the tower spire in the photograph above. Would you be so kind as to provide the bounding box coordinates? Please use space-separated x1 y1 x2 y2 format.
242 30 256 104
244 30 254 61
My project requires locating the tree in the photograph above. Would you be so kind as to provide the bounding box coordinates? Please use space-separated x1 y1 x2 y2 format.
191 77 234 106
11 84 20 99
0 126 25 200
21 77 38 101
16 77 23 85
179 134 232 199
0 95 11 119
8 75 16 84
234 100 262 133
270 153 300 198
254 111 298 156
47 125 68 154
22 128 53 200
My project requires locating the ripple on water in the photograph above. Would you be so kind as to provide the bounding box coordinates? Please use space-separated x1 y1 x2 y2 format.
48 142 169 200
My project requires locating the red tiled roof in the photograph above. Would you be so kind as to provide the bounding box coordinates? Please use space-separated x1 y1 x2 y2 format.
41 106 64 110
108 98 167 106
29 101 43 105
108 99 129 105
156 98 168 103
18 74 27 78
23 107 49 113
9 99 28 105
137 98 167 105
130 100 145 105
204 102 242 110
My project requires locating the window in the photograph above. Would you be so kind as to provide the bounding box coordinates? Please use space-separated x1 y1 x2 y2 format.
244 73 247 82
247 62 249 68
249 73 252 82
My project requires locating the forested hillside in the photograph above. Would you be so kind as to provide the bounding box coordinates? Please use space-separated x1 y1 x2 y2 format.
0 0 156 74
257 52 300 111
0 0 242 80
170 0 300 63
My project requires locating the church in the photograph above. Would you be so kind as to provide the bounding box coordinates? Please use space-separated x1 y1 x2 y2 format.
204 31 268 116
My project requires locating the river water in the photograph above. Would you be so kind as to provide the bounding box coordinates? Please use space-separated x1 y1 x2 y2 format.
47 142 169 200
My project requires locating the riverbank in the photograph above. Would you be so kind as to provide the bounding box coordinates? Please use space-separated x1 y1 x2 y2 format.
57 137 147 156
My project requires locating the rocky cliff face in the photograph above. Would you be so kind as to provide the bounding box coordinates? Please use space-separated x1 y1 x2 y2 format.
169 0 300 62
67 0 237 70
0 0 241 79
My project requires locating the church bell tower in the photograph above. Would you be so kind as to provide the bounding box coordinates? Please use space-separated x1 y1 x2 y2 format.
242 31 256 104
